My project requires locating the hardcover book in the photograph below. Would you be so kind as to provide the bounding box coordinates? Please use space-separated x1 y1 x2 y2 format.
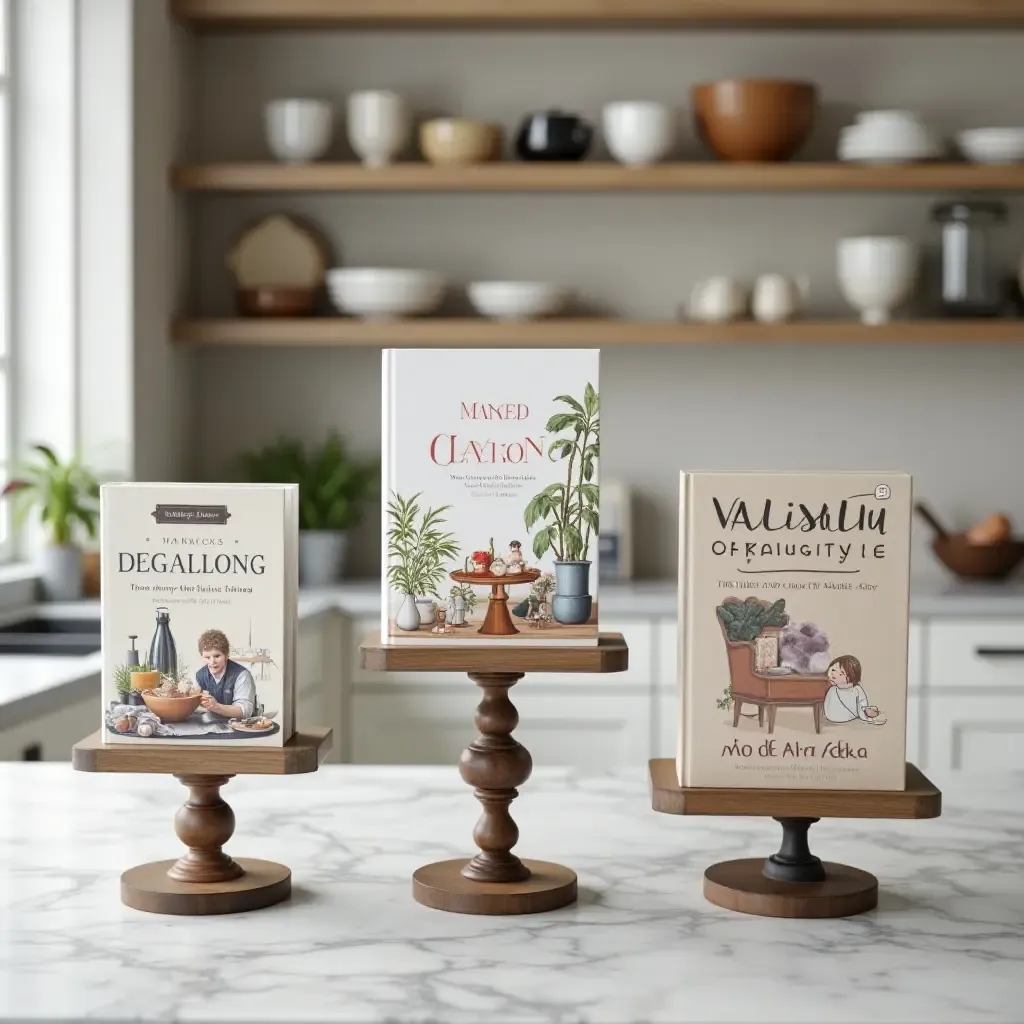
677 472 912 790
101 483 298 745
381 348 600 646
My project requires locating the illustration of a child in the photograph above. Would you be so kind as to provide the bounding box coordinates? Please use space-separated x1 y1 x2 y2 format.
823 655 886 725
194 628 257 721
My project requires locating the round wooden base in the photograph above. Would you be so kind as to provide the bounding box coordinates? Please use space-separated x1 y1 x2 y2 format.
412 858 577 915
121 858 291 916
704 858 878 918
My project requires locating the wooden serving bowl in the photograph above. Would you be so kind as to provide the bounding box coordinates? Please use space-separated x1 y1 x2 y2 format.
237 286 316 317
141 691 203 722
692 79 817 162
932 535 1024 580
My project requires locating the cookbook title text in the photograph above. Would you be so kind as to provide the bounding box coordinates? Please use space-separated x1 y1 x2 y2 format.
428 400 548 467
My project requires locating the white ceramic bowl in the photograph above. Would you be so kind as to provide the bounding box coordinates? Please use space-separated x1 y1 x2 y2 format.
326 268 445 320
264 99 333 163
602 101 677 166
467 281 569 321
839 118 938 163
837 236 919 325
957 128 1024 164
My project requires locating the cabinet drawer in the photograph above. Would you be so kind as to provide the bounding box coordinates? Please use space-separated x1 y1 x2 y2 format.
927 620 1024 690
926 693 1024 772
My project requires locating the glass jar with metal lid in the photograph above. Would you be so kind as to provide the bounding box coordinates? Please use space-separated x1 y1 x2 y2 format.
931 200 1008 317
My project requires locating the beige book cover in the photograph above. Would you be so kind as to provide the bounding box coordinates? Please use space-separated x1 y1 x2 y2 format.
101 483 297 746
677 472 911 790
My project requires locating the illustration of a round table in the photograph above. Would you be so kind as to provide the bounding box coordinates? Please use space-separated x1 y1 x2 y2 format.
449 567 541 636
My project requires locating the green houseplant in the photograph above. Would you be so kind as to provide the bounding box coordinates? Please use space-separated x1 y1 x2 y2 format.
2 444 100 600
523 383 599 625
386 492 459 631
240 431 378 585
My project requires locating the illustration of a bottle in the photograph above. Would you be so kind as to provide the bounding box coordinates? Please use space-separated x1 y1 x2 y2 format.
147 607 178 675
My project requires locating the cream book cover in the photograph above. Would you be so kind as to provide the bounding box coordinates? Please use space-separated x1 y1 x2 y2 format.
382 348 600 645
101 483 298 745
677 472 911 790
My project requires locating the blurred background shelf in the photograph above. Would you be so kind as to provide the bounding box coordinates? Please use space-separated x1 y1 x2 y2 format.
170 0 1024 29
172 318 1024 346
172 162 1024 193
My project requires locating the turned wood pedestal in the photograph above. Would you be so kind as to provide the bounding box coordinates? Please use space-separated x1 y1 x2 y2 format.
649 759 941 918
362 634 628 915
73 728 332 916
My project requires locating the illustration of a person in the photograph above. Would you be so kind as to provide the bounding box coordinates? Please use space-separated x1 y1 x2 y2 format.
194 628 257 721
823 655 886 725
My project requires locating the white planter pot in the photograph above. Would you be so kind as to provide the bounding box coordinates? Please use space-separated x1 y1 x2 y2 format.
298 530 348 586
415 597 437 625
396 593 421 631
39 544 82 601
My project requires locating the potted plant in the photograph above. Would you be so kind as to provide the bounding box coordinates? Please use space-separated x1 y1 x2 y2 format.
522 383 599 624
2 444 100 600
114 662 154 707
386 492 459 631
240 431 378 586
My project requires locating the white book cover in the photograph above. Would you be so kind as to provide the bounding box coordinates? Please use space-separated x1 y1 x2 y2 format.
101 483 298 745
677 472 912 790
381 348 600 646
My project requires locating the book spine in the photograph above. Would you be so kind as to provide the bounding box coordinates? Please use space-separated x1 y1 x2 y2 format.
380 351 394 644
676 472 689 786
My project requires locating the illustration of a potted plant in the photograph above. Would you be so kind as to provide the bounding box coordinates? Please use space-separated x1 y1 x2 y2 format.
386 492 460 631
523 383 599 625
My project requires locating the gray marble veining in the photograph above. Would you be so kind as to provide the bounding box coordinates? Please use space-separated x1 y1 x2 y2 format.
0 764 1021 1022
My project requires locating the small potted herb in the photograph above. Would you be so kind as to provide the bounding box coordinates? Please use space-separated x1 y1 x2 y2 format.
114 662 153 707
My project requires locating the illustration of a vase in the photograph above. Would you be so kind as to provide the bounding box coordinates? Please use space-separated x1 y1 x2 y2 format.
552 560 593 625
396 593 421 631
147 606 178 675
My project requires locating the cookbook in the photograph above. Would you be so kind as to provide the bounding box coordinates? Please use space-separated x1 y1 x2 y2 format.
677 471 911 790
381 348 600 646
101 483 298 745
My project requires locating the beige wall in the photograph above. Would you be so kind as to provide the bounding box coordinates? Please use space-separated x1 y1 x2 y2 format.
181 29 1024 579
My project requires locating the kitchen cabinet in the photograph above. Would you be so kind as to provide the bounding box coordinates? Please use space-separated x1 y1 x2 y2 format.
296 612 345 763
0 689 98 761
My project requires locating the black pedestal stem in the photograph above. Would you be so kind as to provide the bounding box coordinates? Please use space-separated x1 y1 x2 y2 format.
763 816 827 883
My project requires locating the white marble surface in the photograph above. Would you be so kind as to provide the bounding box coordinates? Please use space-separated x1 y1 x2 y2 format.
0 764 1021 1022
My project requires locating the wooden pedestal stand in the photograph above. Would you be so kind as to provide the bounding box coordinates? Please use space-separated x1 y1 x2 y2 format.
649 759 941 918
362 634 628 915
72 727 332 916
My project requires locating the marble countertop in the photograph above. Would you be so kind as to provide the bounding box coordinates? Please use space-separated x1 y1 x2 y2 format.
1 764 1020 1022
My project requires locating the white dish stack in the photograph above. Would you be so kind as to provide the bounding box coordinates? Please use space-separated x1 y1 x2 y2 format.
838 110 940 164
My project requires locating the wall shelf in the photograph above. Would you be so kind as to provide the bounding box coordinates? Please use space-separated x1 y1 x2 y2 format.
171 162 1024 194
172 318 1024 347
170 0 1024 29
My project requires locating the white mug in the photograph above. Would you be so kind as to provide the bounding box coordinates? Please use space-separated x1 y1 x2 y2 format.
687 277 747 323
751 273 810 323
264 99 333 164
347 90 410 167
602 101 676 166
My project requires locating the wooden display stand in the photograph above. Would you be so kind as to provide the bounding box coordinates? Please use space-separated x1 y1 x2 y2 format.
73 727 332 916
362 634 628 915
649 759 941 918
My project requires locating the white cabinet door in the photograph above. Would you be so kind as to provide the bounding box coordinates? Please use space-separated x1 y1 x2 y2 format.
905 692 922 768
352 683 650 769
0 691 98 761
927 620 1024 690
926 694 1024 773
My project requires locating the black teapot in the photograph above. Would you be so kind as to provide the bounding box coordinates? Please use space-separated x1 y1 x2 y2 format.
515 110 593 162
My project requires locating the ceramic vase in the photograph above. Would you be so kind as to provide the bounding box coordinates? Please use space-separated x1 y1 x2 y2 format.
551 560 593 625
299 530 348 586
39 544 82 601
837 236 918 325
347 90 410 167
415 597 437 625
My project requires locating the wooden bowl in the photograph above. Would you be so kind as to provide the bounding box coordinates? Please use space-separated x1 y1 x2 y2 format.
237 286 316 317
692 79 817 162
141 691 203 723
932 535 1024 580
420 118 502 165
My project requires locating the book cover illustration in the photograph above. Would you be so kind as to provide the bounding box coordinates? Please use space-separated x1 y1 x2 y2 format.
677 472 911 790
101 483 297 745
381 348 600 646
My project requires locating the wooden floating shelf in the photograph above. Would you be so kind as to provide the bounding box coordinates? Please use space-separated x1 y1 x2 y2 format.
170 0 1024 29
172 162 1024 194
173 318 1024 347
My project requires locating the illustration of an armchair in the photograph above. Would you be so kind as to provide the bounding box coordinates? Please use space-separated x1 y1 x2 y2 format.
721 619 829 734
